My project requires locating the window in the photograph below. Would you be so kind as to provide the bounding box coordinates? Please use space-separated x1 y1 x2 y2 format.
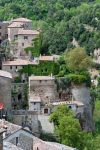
0 32 1 36
45 68 48 72
14 35 18 40
22 43 24 46
16 137 18 146
16 66 17 69
24 36 28 40
34 102 36 105
39 80 42 83
0 26 1 29
10 66 12 70
68 105 72 109
23 80 25 83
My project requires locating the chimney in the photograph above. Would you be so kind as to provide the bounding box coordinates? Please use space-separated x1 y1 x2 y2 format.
0 128 6 150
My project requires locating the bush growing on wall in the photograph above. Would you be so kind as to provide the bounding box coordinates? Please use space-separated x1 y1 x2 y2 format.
24 46 40 57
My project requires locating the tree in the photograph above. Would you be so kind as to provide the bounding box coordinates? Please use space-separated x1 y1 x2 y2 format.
65 47 92 72
50 105 93 150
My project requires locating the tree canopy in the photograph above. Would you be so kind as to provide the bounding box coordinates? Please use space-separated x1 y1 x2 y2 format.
65 47 92 72
0 0 100 55
50 105 94 150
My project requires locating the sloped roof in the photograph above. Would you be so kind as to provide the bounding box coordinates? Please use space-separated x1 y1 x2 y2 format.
33 137 77 150
3 59 38 66
4 142 23 150
18 29 39 35
39 56 54 61
12 17 32 22
8 22 24 28
0 119 21 138
52 101 84 107
0 70 12 79
29 76 55 81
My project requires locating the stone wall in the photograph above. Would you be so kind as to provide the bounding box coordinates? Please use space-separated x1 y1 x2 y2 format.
12 83 28 109
7 132 33 150
29 80 59 105
2 65 23 77
0 76 12 109
12 110 39 136
72 84 95 131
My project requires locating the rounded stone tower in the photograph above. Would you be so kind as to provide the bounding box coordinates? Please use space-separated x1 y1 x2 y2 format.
0 70 12 109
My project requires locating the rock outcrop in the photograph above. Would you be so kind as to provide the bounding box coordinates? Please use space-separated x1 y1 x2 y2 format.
71 84 95 132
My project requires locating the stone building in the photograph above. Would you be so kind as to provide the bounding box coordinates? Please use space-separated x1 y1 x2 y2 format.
0 70 12 110
0 21 9 44
11 110 39 136
4 142 23 150
0 119 77 150
7 17 40 57
52 101 84 113
0 128 5 150
0 119 36 150
29 76 59 114
11 83 28 109
2 59 38 78
8 18 33 42
33 137 77 150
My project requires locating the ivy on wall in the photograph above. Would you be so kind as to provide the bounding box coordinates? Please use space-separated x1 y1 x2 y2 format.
24 46 40 57
19 61 60 76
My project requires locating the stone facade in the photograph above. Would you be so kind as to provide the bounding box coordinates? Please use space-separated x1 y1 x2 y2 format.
0 21 9 44
7 18 39 58
0 70 12 109
12 110 39 136
0 129 5 150
2 64 23 78
4 129 34 150
4 142 23 150
29 76 59 114
8 18 33 42
11 83 28 109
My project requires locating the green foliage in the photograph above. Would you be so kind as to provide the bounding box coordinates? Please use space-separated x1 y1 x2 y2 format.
20 61 59 76
40 132 57 142
0 0 98 55
24 34 42 57
66 74 90 85
14 76 21 83
24 47 40 57
50 105 93 150
23 83 28 109
65 47 92 72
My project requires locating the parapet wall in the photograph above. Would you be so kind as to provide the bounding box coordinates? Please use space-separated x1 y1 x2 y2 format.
11 110 39 136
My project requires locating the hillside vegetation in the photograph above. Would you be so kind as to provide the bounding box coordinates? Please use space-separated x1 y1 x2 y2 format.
1 0 100 55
